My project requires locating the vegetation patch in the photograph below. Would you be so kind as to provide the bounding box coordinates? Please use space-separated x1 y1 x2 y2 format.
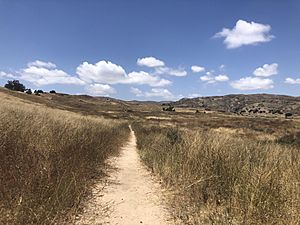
0 97 129 224
133 123 300 224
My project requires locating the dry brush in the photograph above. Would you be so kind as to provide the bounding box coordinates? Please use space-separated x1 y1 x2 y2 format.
133 123 300 224
0 97 129 224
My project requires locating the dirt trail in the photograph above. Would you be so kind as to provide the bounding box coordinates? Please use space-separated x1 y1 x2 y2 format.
75 126 171 225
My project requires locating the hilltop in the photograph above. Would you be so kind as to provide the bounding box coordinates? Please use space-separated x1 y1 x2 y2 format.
173 94 300 115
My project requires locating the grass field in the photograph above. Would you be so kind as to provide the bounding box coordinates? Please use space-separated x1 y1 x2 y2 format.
1 88 300 224
132 117 300 224
0 92 129 224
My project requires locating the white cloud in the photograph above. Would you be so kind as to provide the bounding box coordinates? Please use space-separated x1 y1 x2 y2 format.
137 57 165 67
214 20 274 49
125 71 172 87
27 60 56 69
130 87 143 97
130 87 174 100
253 63 278 77
76 60 126 84
0 71 16 78
137 56 187 76
200 72 229 83
215 74 229 82
200 75 214 82
191 65 205 73
85 83 116 96
2 59 171 91
231 76 274 90
20 61 85 86
76 60 171 87
154 66 187 76
145 88 174 99
285 77 300 84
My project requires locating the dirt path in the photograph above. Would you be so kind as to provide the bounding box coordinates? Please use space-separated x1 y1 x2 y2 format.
75 126 171 225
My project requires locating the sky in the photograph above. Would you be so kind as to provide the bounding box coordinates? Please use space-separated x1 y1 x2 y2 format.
0 0 299 100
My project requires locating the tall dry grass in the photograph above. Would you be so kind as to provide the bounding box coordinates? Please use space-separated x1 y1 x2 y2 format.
133 123 300 224
0 98 129 224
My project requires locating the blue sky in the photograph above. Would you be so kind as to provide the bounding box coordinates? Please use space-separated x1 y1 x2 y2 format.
0 0 299 100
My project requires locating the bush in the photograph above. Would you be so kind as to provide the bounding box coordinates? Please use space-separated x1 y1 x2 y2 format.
285 112 293 119
49 90 56 94
162 104 175 111
4 80 26 92
25 89 32 94
34 89 44 94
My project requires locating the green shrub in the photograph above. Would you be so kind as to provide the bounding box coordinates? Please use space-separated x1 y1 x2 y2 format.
4 80 26 92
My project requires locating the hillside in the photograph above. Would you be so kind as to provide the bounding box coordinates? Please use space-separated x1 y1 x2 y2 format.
1 87 300 117
0 87 129 224
0 87 161 119
174 94 300 115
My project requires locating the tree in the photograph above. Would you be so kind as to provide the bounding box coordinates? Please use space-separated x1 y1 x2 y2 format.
162 104 175 112
34 90 44 94
49 90 56 94
4 80 26 92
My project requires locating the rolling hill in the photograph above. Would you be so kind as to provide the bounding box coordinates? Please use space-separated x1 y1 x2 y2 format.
1 87 300 117
173 94 300 115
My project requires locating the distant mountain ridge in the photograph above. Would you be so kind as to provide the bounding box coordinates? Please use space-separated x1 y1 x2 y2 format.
173 94 300 115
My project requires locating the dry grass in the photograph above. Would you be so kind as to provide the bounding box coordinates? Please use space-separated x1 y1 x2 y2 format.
133 123 300 224
0 96 129 224
2 87 300 224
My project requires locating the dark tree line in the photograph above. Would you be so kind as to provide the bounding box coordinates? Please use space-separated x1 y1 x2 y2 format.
3 80 56 95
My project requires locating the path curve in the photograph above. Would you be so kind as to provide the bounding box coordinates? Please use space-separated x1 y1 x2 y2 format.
75 125 171 225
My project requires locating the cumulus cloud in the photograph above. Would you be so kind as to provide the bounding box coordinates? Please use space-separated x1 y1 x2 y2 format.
145 88 174 99
27 60 56 69
85 83 116 95
125 71 172 87
285 77 300 84
20 61 85 86
253 63 278 77
77 60 126 84
137 56 187 77
76 60 171 87
231 76 274 90
137 57 165 67
200 72 229 83
214 20 274 48
130 87 174 100
2 59 171 92
0 71 16 79
154 66 187 76
191 65 205 73
215 74 229 82
130 87 143 97
200 75 214 82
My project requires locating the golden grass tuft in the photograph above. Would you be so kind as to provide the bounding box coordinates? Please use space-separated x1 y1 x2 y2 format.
0 97 129 224
133 123 300 224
